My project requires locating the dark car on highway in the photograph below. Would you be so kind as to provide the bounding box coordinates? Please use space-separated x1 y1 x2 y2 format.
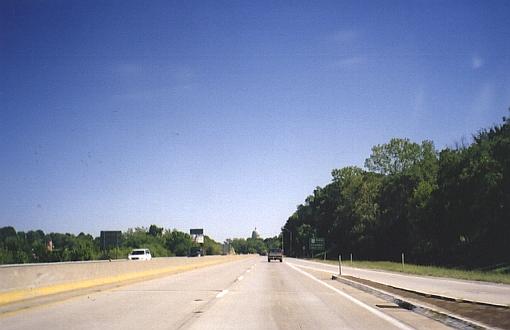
189 247 204 257
268 248 283 262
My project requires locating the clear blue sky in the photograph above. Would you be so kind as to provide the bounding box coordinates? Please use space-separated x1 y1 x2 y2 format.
1 1 509 242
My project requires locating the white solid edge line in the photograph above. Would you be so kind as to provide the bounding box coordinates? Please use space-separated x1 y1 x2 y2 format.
290 258 339 268
216 289 229 298
291 263 336 274
285 262 415 330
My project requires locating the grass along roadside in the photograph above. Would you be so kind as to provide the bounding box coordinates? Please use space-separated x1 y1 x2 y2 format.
311 259 510 285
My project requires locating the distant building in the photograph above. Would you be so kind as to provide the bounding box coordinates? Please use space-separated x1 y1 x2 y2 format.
251 227 260 239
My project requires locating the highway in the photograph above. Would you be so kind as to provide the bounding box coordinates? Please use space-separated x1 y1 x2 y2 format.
1 256 450 329
289 258 510 306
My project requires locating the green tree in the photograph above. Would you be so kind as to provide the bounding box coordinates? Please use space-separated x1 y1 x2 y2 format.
283 112 509 268
164 229 193 256
364 138 434 176
203 236 222 255
149 224 163 237
0 226 16 241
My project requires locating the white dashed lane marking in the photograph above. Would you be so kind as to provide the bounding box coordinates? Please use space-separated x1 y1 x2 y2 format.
216 289 229 298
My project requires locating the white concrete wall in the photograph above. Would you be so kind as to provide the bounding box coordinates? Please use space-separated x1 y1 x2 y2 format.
0 256 229 292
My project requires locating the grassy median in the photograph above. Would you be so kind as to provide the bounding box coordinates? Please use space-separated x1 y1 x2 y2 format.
313 259 510 285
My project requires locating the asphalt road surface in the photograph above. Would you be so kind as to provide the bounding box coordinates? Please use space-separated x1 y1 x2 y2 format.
1 256 451 330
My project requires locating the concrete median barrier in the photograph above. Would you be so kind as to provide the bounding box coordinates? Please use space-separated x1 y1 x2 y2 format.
0 255 248 307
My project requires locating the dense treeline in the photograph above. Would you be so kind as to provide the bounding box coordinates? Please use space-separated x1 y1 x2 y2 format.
283 114 510 268
227 236 281 255
0 225 223 264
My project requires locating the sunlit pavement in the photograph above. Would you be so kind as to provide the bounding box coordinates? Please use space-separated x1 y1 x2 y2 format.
0 256 455 329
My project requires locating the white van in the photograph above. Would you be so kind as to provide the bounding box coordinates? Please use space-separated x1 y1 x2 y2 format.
128 248 152 260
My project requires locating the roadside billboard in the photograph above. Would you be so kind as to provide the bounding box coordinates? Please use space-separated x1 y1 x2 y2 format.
190 228 204 244
100 231 121 250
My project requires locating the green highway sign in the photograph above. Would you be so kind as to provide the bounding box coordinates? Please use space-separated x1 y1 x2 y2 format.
309 237 325 251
